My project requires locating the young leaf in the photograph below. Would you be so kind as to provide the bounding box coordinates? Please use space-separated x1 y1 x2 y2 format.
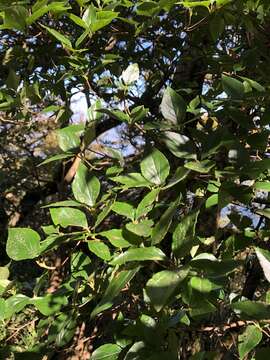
72 163 100 207
50 207 88 228
88 240 111 261
238 325 262 360
140 148 170 185
6 228 41 261
161 87 187 124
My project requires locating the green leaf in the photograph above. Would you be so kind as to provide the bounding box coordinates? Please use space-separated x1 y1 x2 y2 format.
145 267 189 312
136 188 160 219
210 14 225 41
151 196 181 245
238 325 262 360
222 74 244 99
232 301 270 319
256 209 270 220
110 247 167 265
112 201 136 220
72 163 100 207
31 293 68 316
163 167 190 190
100 229 132 248
160 87 187 124
205 194 218 208
136 1 160 16
42 200 82 208
88 240 111 261
184 160 215 173
50 207 88 228
125 220 153 237
57 124 84 152
140 148 170 185
164 131 197 159
91 344 122 360
254 182 270 191
55 313 77 348
0 267 9 280
189 277 222 293
41 25 72 48
4 295 30 319
95 199 115 228
91 267 140 317
38 153 74 166
122 63 139 85
6 228 41 261
3 6 27 31
111 173 151 188
91 10 119 32
255 247 270 283
172 210 199 258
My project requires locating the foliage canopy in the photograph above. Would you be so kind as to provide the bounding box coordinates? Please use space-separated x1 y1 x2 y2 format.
1 0 270 358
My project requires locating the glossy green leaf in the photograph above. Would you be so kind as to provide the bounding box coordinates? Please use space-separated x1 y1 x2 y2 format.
189 277 222 293
172 210 199 258
238 325 262 360
72 163 100 207
163 167 190 189
161 87 187 124
112 201 136 220
91 343 122 360
100 229 132 248
111 173 151 188
151 196 181 245
126 220 153 237
164 131 197 159
136 188 160 219
6 228 41 261
50 207 88 228
140 148 170 185
88 240 111 261
57 124 84 152
110 247 167 265
145 267 189 311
